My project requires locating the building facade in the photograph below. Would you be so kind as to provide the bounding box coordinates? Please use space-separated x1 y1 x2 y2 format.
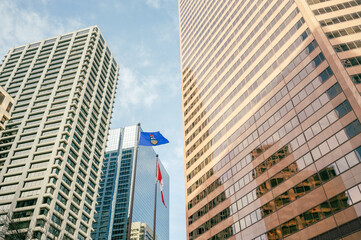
0 26 118 239
92 126 169 240
130 222 157 240
179 0 361 239
0 86 14 130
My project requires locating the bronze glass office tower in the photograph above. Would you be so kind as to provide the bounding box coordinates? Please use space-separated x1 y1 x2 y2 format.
179 1 361 239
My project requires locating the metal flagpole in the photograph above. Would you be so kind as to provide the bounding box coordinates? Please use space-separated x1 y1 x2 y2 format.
153 154 159 240
126 123 141 240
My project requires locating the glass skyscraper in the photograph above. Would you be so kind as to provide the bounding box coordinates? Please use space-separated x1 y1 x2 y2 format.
0 26 118 239
92 126 169 240
179 1 361 239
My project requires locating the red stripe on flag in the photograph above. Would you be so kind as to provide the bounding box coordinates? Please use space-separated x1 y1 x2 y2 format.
157 163 167 208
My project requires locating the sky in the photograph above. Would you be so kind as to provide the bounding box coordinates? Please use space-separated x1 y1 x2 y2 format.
0 0 185 239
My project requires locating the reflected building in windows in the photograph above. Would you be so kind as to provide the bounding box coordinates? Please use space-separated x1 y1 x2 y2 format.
0 26 118 239
92 126 169 240
179 0 361 239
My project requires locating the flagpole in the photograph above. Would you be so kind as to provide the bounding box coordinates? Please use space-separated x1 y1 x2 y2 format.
126 123 141 240
153 154 158 240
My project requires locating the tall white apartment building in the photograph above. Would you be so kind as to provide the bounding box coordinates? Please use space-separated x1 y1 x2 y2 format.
0 26 118 240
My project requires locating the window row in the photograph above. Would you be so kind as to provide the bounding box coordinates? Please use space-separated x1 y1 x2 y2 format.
334 39 361 53
185 7 302 122
313 0 361 16
185 28 313 163
212 145 361 239
326 24 361 39
186 48 325 185
183 0 295 102
341 55 361 67
319 10 361 27
203 121 361 238
187 86 347 209
254 184 361 240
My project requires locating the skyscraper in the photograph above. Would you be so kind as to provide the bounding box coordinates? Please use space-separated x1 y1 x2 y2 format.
0 26 118 239
92 126 169 240
0 86 14 130
130 222 157 240
179 1 361 239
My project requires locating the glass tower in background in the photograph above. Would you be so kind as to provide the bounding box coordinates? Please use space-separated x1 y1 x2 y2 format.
0 26 118 239
92 126 169 240
179 1 361 239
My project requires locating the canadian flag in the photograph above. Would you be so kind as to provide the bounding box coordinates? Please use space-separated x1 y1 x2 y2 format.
157 162 167 208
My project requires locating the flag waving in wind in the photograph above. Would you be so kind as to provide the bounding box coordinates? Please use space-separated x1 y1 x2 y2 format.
139 131 169 146
157 162 167 208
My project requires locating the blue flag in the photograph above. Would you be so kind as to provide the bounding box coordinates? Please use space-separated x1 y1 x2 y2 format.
139 131 169 146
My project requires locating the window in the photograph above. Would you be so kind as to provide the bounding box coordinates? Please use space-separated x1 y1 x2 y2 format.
33 152 51 160
0 184 17 191
66 224 75 234
7 165 25 173
83 204 91 214
48 177 57 184
81 214 89 223
0 193 15 201
20 189 40 197
13 209 34 218
8 221 30 231
14 148 31 156
63 175 72 186
65 166 74 176
42 129 58 136
68 214 77 224
3 175 21 182
39 137 56 144
76 177 84 187
70 204 79 214
78 169 86 179
75 186 83 196
52 214 63 226
55 203 65 214
16 198 37 208
24 179 44 188
36 144 54 152
73 195 81 205
57 193 67 205
79 223 88 233
49 225 60 237
85 196 92 205
60 184 70 195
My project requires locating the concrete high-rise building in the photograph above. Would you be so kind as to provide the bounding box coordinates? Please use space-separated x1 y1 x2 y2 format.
130 222 157 240
0 26 118 239
0 86 14 130
179 1 361 239
92 127 169 240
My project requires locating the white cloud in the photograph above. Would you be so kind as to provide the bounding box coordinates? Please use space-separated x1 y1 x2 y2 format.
144 0 175 10
98 0 124 13
136 42 151 67
0 1 84 57
145 0 161 8
115 64 161 109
